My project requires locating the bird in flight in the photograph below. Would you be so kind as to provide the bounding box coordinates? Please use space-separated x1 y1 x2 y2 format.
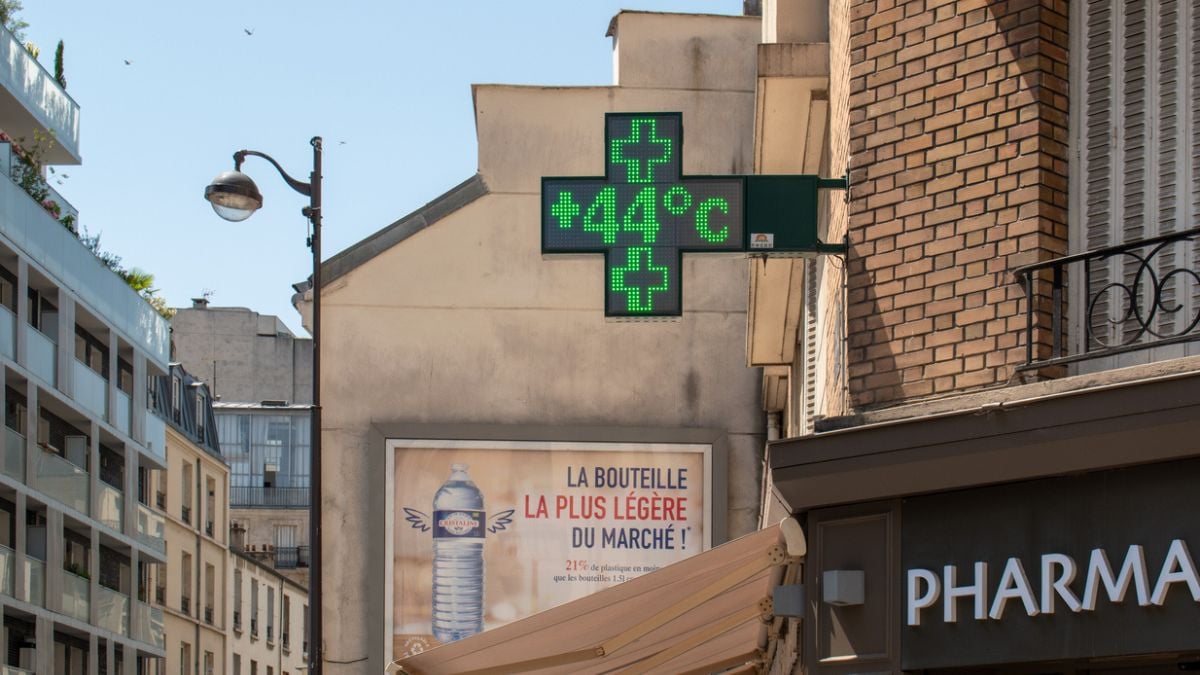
244 28 254 36
123 59 131 65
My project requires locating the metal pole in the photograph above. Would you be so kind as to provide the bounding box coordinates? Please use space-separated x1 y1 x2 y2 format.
308 135 323 675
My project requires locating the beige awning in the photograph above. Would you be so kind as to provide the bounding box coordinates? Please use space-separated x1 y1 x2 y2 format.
389 519 805 675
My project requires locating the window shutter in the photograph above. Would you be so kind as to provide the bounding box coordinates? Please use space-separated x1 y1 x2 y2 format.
1074 0 1200 354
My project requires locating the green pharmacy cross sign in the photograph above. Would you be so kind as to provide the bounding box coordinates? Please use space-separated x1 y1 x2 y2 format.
542 112 847 317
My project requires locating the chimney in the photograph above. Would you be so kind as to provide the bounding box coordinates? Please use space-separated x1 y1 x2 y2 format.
191 297 209 309
230 522 246 552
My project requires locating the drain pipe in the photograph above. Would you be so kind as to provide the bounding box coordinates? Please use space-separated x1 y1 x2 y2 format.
759 412 782 529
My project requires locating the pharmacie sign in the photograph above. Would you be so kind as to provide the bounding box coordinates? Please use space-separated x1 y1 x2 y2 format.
899 458 1200 671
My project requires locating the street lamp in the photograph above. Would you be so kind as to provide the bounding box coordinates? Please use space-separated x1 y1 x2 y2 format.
205 137 324 675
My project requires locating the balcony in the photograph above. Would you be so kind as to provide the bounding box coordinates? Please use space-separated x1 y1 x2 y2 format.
0 178 169 365
21 556 43 606
4 426 24 481
96 584 129 635
251 616 259 637
204 606 213 624
96 481 123 531
133 602 165 648
0 24 80 163
205 520 213 537
0 543 13 596
0 665 35 674
60 568 89 622
23 324 55 386
142 410 166 460
267 624 274 642
71 360 107 419
1015 226 1200 370
33 449 88 515
231 486 310 508
0 304 14 359
181 596 190 615
181 504 191 524
114 389 132 436
274 546 310 570
136 503 165 552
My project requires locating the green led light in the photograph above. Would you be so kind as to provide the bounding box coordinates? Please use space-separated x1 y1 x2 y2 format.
696 197 730 243
610 247 669 313
622 187 660 244
610 117 672 183
584 186 619 244
550 191 580 229
664 186 692 215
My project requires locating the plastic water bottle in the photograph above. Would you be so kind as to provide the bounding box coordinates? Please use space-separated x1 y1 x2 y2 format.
431 464 485 643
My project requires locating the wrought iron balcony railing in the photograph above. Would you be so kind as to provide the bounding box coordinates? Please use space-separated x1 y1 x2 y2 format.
274 545 311 569
230 485 310 508
1014 226 1200 369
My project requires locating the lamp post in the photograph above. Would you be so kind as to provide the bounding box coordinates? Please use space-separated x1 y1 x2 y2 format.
205 137 323 675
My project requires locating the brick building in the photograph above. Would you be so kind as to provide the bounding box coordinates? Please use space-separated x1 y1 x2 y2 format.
757 0 1200 671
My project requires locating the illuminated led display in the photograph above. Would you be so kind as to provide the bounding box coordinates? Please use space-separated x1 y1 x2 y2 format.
543 113 744 317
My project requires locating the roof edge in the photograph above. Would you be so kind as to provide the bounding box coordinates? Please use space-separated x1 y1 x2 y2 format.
317 173 489 287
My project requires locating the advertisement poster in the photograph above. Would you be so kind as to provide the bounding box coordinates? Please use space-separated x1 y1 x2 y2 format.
390 439 710 658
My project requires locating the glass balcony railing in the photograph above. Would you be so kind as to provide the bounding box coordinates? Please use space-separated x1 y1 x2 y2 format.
142 410 166 460
96 584 129 635
22 557 43 606
0 304 14 359
133 602 165 648
72 359 108 419
136 503 165 552
60 569 89 622
33 449 88 515
23 325 55 386
0 544 13 596
97 482 123 531
115 389 132 436
0 22 80 161
4 426 24 482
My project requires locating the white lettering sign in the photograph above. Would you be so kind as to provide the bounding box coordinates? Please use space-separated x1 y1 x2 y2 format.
906 539 1200 626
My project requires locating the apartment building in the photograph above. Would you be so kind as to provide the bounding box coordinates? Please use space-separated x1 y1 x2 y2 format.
153 365 226 675
0 21 169 675
226 552 306 675
170 305 311 588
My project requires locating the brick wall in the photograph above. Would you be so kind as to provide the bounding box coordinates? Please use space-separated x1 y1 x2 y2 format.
845 0 1069 408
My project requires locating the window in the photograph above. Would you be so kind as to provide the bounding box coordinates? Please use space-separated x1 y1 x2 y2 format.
1071 0 1200 354
181 462 193 524
181 552 192 614
251 578 259 637
203 651 213 675
205 476 217 538
233 654 241 675
283 594 291 648
74 325 109 377
233 568 243 628
204 563 215 623
196 392 206 440
180 642 191 675
267 586 275 642
250 661 257 675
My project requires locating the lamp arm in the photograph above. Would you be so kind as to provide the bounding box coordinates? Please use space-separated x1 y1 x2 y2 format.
233 150 313 197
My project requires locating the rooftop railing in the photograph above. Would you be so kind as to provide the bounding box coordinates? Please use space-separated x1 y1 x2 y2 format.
231 485 310 508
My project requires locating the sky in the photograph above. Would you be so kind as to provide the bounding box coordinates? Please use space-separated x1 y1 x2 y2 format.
19 0 745 334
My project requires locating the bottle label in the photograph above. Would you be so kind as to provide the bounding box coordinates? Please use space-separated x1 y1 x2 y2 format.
432 510 486 538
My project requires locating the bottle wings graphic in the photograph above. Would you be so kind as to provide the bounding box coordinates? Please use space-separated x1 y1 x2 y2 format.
402 507 516 535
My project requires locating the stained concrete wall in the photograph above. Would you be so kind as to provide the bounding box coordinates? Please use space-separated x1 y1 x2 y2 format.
313 11 764 673
171 306 313 405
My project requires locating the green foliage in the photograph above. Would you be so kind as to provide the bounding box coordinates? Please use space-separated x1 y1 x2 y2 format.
0 0 27 41
80 229 176 320
53 40 65 89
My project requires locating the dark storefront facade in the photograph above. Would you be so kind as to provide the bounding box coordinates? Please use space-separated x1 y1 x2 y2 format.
770 370 1200 673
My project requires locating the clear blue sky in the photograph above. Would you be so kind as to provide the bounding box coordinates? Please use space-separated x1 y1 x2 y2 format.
21 1 744 334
